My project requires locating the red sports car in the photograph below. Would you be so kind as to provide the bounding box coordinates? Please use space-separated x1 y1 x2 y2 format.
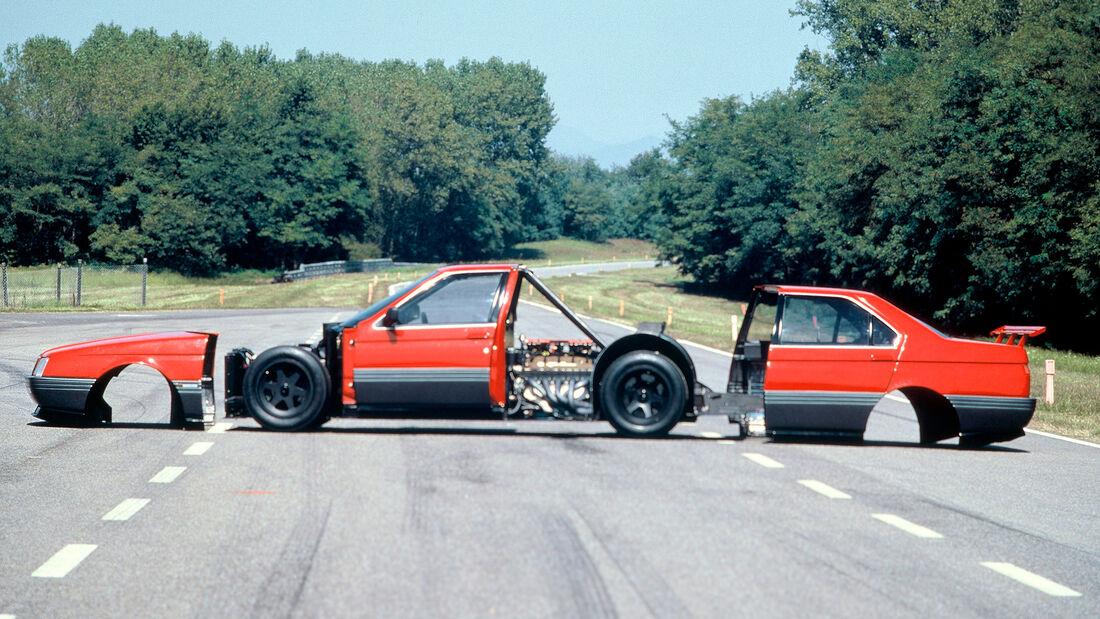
27 267 1043 445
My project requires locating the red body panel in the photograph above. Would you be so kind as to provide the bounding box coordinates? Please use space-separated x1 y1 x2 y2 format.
764 286 1031 398
341 264 518 407
38 331 216 382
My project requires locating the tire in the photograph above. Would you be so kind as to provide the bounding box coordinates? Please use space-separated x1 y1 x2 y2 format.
599 350 688 437
243 346 331 431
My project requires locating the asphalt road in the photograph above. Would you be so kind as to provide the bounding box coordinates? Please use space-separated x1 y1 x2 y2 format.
1 299 1096 617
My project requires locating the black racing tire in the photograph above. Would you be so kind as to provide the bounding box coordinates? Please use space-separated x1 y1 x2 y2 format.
599 350 688 437
243 346 330 431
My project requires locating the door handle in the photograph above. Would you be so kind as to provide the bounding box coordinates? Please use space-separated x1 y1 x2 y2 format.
466 331 491 340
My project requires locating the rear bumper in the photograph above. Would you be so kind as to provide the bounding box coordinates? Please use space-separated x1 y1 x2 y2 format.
947 395 1035 445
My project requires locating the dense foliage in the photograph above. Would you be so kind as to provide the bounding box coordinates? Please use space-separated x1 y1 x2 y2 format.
649 0 1100 349
0 26 564 273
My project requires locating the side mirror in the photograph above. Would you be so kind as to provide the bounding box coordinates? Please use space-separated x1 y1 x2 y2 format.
382 306 400 328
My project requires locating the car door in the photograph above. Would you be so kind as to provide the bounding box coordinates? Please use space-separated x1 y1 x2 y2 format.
350 270 509 409
764 293 900 437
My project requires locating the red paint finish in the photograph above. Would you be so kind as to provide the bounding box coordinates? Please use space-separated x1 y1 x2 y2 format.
36 331 216 382
763 286 1034 398
341 264 519 407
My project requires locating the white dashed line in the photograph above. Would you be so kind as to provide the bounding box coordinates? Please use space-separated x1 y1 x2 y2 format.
717 439 739 445
207 422 234 434
742 453 784 468
884 392 909 403
102 498 151 521
700 431 723 439
872 513 944 538
2 613 16 618
184 441 213 456
149 466 186 483
981 562 1081 597
798 480 851 499
32 544 97 578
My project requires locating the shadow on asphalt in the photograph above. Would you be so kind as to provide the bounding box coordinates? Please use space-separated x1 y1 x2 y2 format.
25 419 1030 451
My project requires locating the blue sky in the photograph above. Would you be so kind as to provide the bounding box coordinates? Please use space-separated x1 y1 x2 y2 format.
2 1 828 166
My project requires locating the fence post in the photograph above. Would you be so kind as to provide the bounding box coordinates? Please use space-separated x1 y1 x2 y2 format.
2 263 7 307
77 259 83 306
142 258 148 306
56 263 62 302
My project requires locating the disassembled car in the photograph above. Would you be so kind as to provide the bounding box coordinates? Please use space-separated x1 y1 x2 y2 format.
27 265 1044 445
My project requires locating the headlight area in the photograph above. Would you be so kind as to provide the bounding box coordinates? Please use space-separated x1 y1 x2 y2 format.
32 356 49 377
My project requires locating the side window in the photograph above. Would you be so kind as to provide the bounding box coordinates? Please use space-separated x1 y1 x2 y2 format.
871 315 897 346
779 296 871 345
397 273 506 325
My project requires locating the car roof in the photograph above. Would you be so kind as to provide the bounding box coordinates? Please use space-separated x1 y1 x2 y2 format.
434 263 518 273
755 284 879 297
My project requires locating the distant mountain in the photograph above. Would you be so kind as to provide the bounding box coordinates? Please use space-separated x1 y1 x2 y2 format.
546 125 664 169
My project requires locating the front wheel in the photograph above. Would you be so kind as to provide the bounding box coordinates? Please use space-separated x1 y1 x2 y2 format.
243 346 331 431
599 351 687 437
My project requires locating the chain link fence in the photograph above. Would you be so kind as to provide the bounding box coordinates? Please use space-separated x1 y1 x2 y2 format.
1 260 148 309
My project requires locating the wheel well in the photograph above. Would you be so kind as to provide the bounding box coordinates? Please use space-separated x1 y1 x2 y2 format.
88 364 186 424
592 333 695 415
899 386 960 444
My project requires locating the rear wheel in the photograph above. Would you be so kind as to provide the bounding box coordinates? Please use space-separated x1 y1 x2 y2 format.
599 351 687 437
244 346 330 431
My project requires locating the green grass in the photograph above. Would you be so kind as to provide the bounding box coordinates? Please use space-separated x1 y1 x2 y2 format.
533 266 745 351
1028 348 1100 443
502 238 656 265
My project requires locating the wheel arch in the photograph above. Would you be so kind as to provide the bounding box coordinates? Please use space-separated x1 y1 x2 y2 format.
85 362 211 427
897 386 960 444
592 332 696 416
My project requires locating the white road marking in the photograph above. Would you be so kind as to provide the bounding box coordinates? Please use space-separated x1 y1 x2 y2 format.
184 441 213 456
1 613 15 618
102 498 151 521
207 422 234 434
306 312 347 345
798 480 851 499
149 466 186 483
872 513 944 538
1025 428 1100 449
981 562 1082 597
700 431 723 439
884 392 909 403
743 453 784 468
32 544 97 578
717 439 739 445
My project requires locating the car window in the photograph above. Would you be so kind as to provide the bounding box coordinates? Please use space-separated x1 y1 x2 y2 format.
745 294 778 342
779 296 872 345
397 273 506 325
871 315 897 346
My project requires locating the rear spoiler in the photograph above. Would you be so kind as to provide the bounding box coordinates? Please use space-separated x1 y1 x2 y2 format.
990 325 1046 346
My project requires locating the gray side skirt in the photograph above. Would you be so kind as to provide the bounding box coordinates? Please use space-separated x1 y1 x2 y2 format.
354 368 491 408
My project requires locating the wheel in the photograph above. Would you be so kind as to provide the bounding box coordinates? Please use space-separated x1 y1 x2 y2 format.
243 346 331 431
599 350 688 437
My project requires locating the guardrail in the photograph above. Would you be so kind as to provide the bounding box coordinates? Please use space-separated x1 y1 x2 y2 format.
276 258 425 282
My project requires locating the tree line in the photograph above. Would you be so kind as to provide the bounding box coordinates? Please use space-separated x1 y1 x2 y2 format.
640 0 1100 350
1 25 642 274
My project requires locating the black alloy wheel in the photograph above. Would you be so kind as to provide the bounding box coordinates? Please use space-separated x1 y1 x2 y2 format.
243 346 330 431
599 350 687 437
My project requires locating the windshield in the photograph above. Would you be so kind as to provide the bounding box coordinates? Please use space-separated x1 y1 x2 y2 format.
340 272 435 328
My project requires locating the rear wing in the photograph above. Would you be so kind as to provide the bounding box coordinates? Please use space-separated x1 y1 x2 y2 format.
990 325 1046 346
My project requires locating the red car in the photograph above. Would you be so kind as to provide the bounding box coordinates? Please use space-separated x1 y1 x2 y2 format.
722 285 1044 446
27 267 1043 445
